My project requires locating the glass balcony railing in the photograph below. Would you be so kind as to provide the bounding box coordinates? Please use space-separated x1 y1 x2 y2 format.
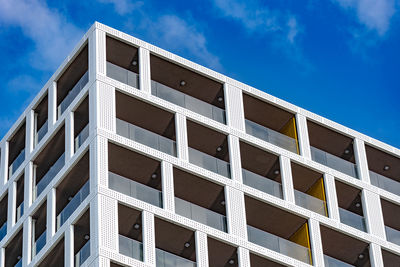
294 190 327 216
247 225 311 264
151 80 226 124
369 170 400 196
242 169 283 199
56 180 90 230
74 124 89 152
57 71 89 118
32 231 46 256
156 247 196 267
385 225 400 246
0 222 6 241
188 147 230 178
106 62 139 88
14 258 22 267
175 197 227 232
324 255 354 267
339 208 366 232
75 240 90 267
109 172 162 207
119 235 143 261
35 120 48 146
9 148 25 178
311 146 358 178
34 153 65 200
16 202 24 221
245 119 298 154
116 118 177 156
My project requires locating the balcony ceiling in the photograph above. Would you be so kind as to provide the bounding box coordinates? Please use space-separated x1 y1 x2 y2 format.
106 36 139 73
366 144 400 183
4 230 23 267
381 199 400 230
382 249 400 267
207 237 238 267
291 162 322 192
38 238 64 267
118 204 142 241
250 253 286 267
74 209 90 253
8 122 26 162
335 180 362 211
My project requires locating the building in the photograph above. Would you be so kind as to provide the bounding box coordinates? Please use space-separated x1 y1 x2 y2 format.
0 21 399 267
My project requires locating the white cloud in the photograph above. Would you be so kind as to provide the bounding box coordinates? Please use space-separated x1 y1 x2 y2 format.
287 17 299 43
97 0 144 15
0 0 84 71
334 0 397 36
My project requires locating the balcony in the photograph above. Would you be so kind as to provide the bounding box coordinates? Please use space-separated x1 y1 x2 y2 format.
9 149 25 177
247 225 310 264
385 226 400 246
56 180 89 230
107 62 139 88
242 168 283 199
35 120 48 146
35 153 65 200
74 124 89 152
116 118 176 156
339 208 366 232
37 237 64 267
175 197 227 232
152 80 225 124
34 94 48 147
294 190 326 216
156 247 196 267
324 255 354 267
208 237 238 267
75 240 90 266
109 171 162 207
16 202 24 222
369 170 400 196
381 198 400 247
58 71 88 118
14 258 22 267
0 222 6 241
188 147 230 178
8 121 26 180
5 229 22 267
32 231 46 257
119 235 143 261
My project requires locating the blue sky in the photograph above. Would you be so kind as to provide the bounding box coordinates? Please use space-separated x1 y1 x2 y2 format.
0 0 399 148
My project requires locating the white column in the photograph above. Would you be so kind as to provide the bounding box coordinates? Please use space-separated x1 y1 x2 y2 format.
295 113 311 159
225 186 247 239
161 161 175 213
139 47 151 94
0 247 4 267
175 113 188 161
89 28 107 81
195 231 209 267
65 224 74 267
25 110 35 155
22 216 32 266
362 190 386 239
279 155 295 203
65 111 74 161
90 195 100 261
324 173 340 221
237 247 251 267
224 83 245 131
24 163 33 210
228 135 243 183
46 188 56 241
142 210 156 266
308 219 324 267
97 195 118 252
0 142 9 186
89 81 115 133
48 81 57 127
369 243 384 267
354 138 370 183
7 182 16 229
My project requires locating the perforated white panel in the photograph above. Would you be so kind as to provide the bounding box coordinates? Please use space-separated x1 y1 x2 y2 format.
225 83 245 131
142 211 156 265
363 190 386 239
308 219 324 267
161 161 175 213
97 81 116 132
225 186 247 240
175 113 189 161
354 138 371 184
228 135 243 183
369 243 384 267
295 113 311 159
97 30 107 76
237 247 251 267
48 81 57 127
91 135 109 188
195 231 209 267
279 155 295 203
139 47 151 94
323 173 340 221
99 195 118 251
65 224 74 267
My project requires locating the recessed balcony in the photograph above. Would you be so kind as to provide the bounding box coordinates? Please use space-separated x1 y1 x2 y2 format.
5 229 22 267
118 204 143 261
250 253 286 267
31 201 47 258
243 94 299 154
382 249 400 267
15 174 24 222
240 141 282 199
8 121 26 179
208 237 238 267
37 237 64 267
0 193 8 241
381 199 400 246
34 93 48 147
150 54 226 124
74 97 89 153
308 121 358 178
74 210 91 267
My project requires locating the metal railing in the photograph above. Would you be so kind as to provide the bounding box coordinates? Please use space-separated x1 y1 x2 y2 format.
32 231 46 257
75 240 90 266
339 208 366 232
242 169 283 199
106 61 139 88
385 225 400 246
324 255 354 267
369 170 400 197
74 124 89 152
119 235 143 261
156 247 196 267
0 222 6 241
294 190 327 216
152 80 226 124
9 148 25 178
188 147 230 178
34 153 65 200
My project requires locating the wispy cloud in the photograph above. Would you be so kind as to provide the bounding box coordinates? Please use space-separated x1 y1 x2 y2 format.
333 0 397 36
0 0 84 71
97 0 144 15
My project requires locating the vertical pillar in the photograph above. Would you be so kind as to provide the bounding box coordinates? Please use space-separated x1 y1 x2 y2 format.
89 28 107 82
354 138 370 183
65 111 74 161
97 195 118 252
308 219 324 266
324 173 340 220
362 190 386 239
89 81 115 133
369 243 384 267
22 217 32 266
161 161 175 213
48 81 57 127
227 135 243 183
295 113 311 159
175 113 188 161
90 195 100 261
7 182 16 229
0 247 4 267
237 247 251 267
225 186 247 239
25 110 35 155
46 188 56 241
65 224 74 267
0 142 9 186
279 155 295 203
142 211 156 266
195 231 209 267
224 83 245 131
24 162 33 214
139 47 151 94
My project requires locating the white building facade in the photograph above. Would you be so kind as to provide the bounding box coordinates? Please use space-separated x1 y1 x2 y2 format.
0 22 399 267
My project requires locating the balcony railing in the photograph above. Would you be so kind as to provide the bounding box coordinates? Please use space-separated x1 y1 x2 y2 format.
14 258 22 267
35 120 48 146
0 222 6 241
311 146 358 178
107 61 139 89
188 147 230 178
9 148 25 178
294 190 327 216
247 225 311 264
32 230 46 257
324 255 354 267
339 208 366 232
385 225 400 246
16 202 24 221
151 80 226 124
369 170 400 197
34 153 65 200
57 71 89 118
156 247 196 267
245 119 298 154
175 197 227 232
119 235 143 261
242 169 283 198
56 181 90 230
116 118 177 156
75 240 90 267
74 124 89 152
109 172 162 207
